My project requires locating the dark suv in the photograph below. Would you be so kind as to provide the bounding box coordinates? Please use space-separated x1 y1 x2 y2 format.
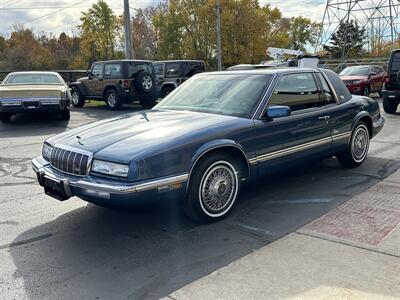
153 60 205 97
382 49 400 114
69 60 159 110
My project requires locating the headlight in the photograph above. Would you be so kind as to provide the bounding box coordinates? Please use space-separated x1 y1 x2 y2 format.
42 143 53 161
91 159 129 178
352 80 362 84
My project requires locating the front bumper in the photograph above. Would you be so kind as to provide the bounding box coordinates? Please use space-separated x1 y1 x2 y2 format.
346 84 365 95
0 98 68 113
32 156 188 205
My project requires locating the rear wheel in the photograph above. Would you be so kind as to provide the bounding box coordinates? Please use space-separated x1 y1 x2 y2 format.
57 109 70 121
0 112 11 123
383 96 398 114
161 86 175 98
337 121 370 168
184 153 240 222
71 87 85 108
105 89 122 110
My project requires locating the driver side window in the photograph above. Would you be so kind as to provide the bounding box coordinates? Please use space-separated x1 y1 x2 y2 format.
268 73 322 112
91 63 103 77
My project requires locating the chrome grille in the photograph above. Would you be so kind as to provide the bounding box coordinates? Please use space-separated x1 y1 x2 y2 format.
50 146 91 176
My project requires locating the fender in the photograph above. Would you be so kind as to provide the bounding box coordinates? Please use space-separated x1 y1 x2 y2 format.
69 82 88 96
352 110 372 131
187 139 251 184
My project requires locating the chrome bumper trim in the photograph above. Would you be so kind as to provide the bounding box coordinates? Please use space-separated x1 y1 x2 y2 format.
32 156 188 195
373 117 385 129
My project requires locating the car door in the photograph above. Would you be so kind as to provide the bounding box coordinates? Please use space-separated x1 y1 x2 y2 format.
253 72 333 172
87 62 103 96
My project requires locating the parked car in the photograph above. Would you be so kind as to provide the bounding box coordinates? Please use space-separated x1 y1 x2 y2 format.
382 49 400 114
32 68 384 222
339 65 385 96
0 71 71 123
69 60 159 110
153 60 205 97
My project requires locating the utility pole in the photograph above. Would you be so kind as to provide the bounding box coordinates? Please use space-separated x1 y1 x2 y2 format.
124 0 133 59
216 0 222 70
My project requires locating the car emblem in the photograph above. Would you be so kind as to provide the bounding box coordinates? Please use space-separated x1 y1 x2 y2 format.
29 92 33 96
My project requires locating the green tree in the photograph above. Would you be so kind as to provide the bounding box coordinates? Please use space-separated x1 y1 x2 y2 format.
79 0 120 61
323 20 366 58
286 16 321 51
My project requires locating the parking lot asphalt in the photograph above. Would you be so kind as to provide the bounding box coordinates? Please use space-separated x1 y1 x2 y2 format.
1 100 399 300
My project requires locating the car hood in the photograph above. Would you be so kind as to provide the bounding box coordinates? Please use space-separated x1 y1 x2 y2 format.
339 75 368 81
47 109 242 163
0 85 67 98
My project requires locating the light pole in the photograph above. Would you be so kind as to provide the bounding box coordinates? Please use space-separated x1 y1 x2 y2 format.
124 0 133 59
216 0 222 70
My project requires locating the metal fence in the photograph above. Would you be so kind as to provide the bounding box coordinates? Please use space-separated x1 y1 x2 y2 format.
319 57 390 72
0 58 392 80
0 70 87 83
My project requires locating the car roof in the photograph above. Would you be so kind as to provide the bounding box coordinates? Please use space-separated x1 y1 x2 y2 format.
199 67 320 76
154 60 205 64
96 59 153 63
8 71 61 76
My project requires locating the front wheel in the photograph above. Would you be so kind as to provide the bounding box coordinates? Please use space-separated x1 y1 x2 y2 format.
184 153 240 222
337 122 370 168
383 96 398 114
363 86 370 97
71 87 85 108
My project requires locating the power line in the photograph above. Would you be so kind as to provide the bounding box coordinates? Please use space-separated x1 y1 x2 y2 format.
25 0 88 24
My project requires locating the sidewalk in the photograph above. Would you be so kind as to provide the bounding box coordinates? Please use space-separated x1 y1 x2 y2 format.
166 170 400 300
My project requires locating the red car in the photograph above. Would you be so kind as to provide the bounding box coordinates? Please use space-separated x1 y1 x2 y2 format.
339 65 385 96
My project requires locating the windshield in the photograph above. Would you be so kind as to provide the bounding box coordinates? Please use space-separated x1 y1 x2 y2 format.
4 74 62 85
156 74 272 118
339 66 370 76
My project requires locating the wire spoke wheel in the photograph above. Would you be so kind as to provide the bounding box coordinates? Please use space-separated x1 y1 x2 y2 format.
351 125 369 162
199 161 238 217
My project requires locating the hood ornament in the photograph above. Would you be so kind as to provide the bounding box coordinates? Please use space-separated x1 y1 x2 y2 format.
76 135 83 145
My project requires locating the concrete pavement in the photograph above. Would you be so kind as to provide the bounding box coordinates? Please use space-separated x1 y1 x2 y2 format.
167 169 400 300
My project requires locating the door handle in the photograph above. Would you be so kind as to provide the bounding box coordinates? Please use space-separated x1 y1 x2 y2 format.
318 115 330 120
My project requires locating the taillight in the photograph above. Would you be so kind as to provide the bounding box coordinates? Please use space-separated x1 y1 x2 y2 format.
123 80 129 88
384 75 391 83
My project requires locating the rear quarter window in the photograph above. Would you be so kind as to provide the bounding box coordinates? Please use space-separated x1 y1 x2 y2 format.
320 69 352 103
127 62 154 77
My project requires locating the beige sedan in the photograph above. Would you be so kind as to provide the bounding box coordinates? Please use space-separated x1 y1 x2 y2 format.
0 71 71 123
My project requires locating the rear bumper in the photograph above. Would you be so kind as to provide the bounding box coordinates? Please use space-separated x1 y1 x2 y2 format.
32 156 187 205
382 89 400 99
0 98 68 113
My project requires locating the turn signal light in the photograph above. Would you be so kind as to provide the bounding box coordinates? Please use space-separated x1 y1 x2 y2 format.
384 75 391 83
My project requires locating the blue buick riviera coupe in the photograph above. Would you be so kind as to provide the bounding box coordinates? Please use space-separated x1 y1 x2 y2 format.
32 68 384 222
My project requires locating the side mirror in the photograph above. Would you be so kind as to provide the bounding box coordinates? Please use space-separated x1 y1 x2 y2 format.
265 105 291 120
87 70 93 79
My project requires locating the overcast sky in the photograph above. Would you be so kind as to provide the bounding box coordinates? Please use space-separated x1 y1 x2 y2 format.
0 0 326 37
